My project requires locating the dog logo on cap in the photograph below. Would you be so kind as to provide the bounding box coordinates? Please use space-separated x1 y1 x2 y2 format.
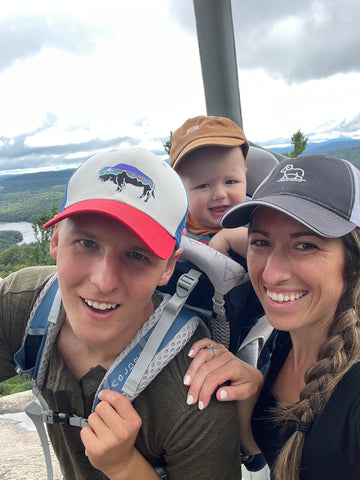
99 163 155 202
278 164 306 183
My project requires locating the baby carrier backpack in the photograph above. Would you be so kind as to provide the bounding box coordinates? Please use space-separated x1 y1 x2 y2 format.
159 235 273 364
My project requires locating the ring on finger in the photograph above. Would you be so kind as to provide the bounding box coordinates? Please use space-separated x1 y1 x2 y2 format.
206 343 217 359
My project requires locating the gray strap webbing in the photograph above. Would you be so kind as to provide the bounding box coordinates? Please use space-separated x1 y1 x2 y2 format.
238 315 273 353
47 287 62 324
236 315 273 366
212 291 226 320
122 269 202 397
25 400 88 480
25 402 53 480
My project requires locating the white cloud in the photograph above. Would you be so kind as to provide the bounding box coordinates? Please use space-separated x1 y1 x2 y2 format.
0 0 359 174
25 126 92 147
240 70 360 142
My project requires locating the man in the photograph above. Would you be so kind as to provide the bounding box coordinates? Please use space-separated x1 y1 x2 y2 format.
0 148 242 479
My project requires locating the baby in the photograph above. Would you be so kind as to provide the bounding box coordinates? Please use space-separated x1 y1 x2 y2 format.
170 115 249 258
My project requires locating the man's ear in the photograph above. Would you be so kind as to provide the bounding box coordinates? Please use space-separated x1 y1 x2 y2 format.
157 247 182 286
49 224 59 261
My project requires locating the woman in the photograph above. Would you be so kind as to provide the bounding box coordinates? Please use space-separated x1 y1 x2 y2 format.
183 154 360 479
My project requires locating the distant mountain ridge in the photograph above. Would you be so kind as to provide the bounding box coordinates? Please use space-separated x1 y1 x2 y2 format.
0 169 74 223
0 139 358 225
267 137 360 167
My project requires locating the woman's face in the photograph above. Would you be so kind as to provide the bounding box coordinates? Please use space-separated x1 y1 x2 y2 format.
247 207 345 337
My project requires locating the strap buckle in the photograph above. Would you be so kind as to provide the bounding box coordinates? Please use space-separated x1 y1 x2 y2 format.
176 269 201 298
41 410 88 428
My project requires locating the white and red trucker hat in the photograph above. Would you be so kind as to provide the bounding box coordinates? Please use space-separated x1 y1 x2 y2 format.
222 154 360 238
43 148 189 259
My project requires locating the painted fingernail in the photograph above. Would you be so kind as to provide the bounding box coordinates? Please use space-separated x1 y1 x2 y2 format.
188 348 194 357
198 401 204 410
220 390 227 400
187 394 194 405
183 374 191 385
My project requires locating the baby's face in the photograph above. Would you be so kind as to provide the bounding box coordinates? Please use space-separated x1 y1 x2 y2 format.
179 146 247 229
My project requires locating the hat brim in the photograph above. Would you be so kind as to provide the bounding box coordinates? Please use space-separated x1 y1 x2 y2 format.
172 136 248 170
43 199 176 259
221 194 357 238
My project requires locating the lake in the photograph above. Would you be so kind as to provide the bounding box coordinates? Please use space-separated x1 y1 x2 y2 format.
0 222 36 244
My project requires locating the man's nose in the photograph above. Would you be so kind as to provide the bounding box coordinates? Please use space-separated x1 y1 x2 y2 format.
90 254 121 294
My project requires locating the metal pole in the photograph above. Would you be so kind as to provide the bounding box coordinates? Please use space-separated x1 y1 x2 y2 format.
193 0 243 128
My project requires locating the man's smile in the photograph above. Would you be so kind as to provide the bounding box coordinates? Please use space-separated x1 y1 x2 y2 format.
84 298 119 311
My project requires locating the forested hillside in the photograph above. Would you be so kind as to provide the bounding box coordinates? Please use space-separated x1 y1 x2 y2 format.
0 231 23 251
323 146 360 167
0 169 74 222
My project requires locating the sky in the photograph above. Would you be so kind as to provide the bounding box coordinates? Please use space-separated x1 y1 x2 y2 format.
0 0 360 175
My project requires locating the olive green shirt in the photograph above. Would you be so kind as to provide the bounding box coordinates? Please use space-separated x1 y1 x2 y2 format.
0 266 242 479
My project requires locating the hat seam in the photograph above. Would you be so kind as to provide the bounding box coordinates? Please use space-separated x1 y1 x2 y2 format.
258 192 353 220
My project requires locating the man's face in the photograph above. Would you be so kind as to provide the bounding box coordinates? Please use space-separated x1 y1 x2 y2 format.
50 213 179 351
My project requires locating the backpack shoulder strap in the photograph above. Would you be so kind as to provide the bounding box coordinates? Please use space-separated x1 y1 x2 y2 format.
236 315 274 366
175 236 250 348
180 235 248 294
13 274 62 480
14 274 60 383
97 270 202 404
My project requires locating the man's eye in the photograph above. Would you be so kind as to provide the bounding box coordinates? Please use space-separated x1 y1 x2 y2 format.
80 239 96 248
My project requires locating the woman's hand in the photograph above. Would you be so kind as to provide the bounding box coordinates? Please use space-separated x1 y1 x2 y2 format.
183 338 264 409
80 390 160 480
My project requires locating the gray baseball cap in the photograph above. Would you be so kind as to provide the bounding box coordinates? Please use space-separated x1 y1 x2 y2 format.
222 154 360 238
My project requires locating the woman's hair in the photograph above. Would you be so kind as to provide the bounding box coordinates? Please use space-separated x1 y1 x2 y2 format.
272 227 360 480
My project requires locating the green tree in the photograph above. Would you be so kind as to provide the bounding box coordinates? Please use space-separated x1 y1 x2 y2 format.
163 131 173 156
0 231 23 252
0 206 57 278
29 206 58 265
282 130 308 158
0 244 36 277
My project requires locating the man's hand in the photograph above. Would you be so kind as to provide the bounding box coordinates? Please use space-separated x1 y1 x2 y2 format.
81 390 159 480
